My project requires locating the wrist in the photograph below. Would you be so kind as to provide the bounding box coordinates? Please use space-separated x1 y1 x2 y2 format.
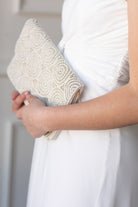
40 105 55 132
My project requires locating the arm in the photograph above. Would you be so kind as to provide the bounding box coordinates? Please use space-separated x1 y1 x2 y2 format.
42 83 138 131
41 0 138 132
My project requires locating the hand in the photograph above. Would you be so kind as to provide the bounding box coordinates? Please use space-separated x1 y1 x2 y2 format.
11 90 48 138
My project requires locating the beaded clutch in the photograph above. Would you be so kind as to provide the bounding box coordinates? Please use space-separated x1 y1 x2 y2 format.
7 18 84 140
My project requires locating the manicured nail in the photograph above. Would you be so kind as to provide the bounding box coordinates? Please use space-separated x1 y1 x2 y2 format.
26 93 31 99
24 91 29 95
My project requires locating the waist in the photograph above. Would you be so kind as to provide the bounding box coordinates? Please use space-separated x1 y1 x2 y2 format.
58 39 129 93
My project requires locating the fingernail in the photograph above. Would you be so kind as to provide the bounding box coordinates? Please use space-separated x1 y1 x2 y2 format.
26 94 31 99
24 91 29 95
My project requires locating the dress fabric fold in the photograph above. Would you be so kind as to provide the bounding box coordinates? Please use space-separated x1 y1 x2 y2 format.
26 1 138 207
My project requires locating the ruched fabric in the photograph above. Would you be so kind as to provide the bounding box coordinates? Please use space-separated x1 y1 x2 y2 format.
26 1 138 207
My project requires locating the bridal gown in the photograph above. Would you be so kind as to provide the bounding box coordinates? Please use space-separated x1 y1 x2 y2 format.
26 0 138 207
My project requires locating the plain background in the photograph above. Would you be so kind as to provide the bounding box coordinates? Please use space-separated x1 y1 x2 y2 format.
0 0 63 206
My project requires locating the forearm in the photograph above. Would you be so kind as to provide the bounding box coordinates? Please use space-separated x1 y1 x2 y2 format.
42 83 138 131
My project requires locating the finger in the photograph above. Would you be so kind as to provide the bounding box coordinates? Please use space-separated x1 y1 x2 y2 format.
15 105 25 119
11 90 20 100
15 110 22 119
24 92 34 104
11 93 26 112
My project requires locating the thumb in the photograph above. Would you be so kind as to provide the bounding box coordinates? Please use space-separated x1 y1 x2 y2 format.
24 91 35 104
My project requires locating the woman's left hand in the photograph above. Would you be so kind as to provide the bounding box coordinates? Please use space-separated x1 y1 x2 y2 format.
11 91 48 138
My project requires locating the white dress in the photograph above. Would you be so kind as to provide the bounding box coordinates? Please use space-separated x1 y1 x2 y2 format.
26 0 138 206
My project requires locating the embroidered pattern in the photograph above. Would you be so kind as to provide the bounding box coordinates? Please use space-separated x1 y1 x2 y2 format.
7 18 84 140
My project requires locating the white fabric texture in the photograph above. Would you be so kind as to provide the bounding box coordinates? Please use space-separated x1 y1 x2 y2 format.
26 0 138 207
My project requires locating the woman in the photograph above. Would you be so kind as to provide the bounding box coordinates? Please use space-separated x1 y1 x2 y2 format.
11 0 138 206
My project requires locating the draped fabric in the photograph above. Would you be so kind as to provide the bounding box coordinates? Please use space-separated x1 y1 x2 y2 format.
26 1 138 206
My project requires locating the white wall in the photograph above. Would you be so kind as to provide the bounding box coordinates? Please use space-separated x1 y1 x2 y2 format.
0 0 63 206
